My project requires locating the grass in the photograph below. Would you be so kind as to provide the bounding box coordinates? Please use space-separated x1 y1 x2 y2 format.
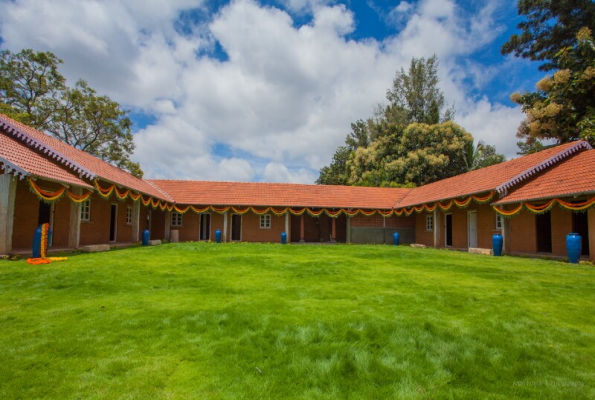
0 242 593 399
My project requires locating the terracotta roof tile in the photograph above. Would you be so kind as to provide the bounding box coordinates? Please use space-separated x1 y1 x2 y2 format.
149 180 411 209
0 114 170 201
0 132 92 188
494 150 595 204
395 141 590 208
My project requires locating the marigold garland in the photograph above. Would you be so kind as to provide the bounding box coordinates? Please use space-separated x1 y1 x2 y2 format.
493 196 595 217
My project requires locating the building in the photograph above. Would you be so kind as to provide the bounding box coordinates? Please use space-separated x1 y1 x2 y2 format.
1 114 594 260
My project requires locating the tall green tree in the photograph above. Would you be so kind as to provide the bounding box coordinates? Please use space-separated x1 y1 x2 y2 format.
0 49 142 177
511 27 595 147
385 55 454 126
501 0 595 71
0 49 65 127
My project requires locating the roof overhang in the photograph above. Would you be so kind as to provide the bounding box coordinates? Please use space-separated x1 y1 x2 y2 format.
496 141 592 196
0 118 96 180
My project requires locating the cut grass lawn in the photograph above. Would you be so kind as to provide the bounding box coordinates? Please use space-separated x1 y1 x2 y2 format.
0 243 593 399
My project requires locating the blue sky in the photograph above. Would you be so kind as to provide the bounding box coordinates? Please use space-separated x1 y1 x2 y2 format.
0 0 544 183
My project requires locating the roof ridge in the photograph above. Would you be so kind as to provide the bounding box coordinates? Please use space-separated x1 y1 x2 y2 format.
144 180 175 203
496 140 592 196
0 115 96 180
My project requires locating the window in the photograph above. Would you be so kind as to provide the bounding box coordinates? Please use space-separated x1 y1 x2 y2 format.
426 215 433 231
126 206 132 225
496 214 503 230
171 212 183 227
81 199 91 221
260 214 271 229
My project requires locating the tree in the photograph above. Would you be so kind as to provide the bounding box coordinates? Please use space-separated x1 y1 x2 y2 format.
512 27 595 146
0 49 65 128
348 121 474 187
501 0 595 71
464 140 506 171
316 119 371 185
0 49 142 177
386 55 454 125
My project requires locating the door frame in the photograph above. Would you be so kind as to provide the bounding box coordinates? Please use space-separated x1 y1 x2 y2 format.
231 213 242 241
467 210 478 248
38 200 55 246
199 213 211 241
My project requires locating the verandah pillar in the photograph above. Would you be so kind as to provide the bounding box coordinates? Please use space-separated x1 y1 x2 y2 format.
501 205 512 255
164 210 171 241
68 187 82 249
223 211 228 242
300 214 305 243
0 175 17 255
433 208 440 248
346 216 351 243
285 211 290 242
131 201 140 243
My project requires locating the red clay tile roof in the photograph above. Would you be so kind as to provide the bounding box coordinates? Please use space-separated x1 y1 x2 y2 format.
0 132 92 188
149 180 411 209
0 114 170 201
395 141 591 208
494 150 595 204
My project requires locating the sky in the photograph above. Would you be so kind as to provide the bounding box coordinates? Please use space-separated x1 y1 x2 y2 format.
0 0 545 183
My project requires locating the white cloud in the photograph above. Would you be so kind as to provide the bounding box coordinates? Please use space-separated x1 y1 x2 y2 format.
0 0 526 182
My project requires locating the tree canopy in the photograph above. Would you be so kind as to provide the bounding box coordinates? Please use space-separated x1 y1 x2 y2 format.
511 27 595 148
501 0 595 71
317 55 504 187
0 49 142 177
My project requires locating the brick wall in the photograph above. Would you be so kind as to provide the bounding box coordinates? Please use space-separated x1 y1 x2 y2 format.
80 193 112 245
171 211 200 241
415 212 434 246
551 207 573 256
115 198 134 243
240 212 286 242
510 210 537 254
12 179 74 249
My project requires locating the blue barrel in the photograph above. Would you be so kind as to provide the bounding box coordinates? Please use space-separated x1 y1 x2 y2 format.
32 226 42 258
492 234 503 256
393 232 400 246
281 232 287 244
215 230 222 243
566 233 582 264
142 229 150 246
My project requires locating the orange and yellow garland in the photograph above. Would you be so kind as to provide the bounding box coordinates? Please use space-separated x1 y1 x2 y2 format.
394 191 496 216
494 196 595 217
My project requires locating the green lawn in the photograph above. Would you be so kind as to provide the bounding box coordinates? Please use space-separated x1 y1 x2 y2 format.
0 243 593 399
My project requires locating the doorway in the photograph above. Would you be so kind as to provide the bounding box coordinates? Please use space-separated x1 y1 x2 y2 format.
231 214 242 241
109 204 117 242
467 211 478 248
38 200 54 246
536 211 552 253
445 214 453 247
199 213 211 241
572 212 590 256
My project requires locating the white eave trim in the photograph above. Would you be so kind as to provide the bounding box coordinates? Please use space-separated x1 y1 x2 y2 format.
0 118 96 180
0 158 29 179
496 141 593 196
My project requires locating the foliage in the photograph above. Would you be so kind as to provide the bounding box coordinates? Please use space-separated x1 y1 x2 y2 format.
464 140 506 171
501 0 595 71
512 27 595 147
0 49 142 177
0 49 65 127
0 242 593 398
385 55 454 126
348 121 473 187
318 55 494 187
316 120 371 185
